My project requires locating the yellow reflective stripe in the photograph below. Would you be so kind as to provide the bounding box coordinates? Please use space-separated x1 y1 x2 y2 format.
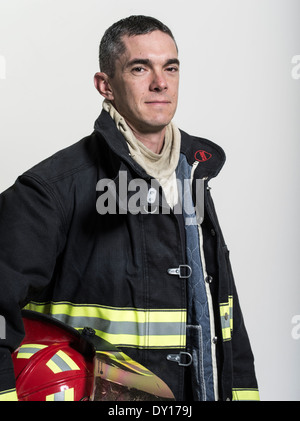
56 350 80 370
64 388 75 401
46 388 74 401
94 331 184 348
25 301 52 314
0 389 18 401
26 301 185 323
46 350 80 374
232 388 260 401
219 296 233 342
16 343 48 359
25 301 186 349
229 296 233 330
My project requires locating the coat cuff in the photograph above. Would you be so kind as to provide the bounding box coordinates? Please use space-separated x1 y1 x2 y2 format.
232 388 260 401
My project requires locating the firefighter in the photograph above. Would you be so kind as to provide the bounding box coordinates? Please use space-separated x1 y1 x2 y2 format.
0 15 259 401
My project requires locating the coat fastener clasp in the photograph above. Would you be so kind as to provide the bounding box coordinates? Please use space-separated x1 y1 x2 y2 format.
167 352 193 367
167 265 192 279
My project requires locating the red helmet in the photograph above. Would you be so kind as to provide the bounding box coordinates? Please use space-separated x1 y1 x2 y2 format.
12 310 95 401
13 310 175 401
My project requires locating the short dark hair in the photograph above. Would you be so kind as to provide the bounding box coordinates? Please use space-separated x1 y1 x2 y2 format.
99 15 177 78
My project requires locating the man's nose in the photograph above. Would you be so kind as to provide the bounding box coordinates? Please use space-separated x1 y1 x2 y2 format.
149 71 168 92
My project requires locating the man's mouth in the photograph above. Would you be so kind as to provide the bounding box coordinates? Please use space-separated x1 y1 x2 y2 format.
145 101 171 105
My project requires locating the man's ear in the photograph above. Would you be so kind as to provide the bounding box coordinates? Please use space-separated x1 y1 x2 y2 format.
94 72 114 100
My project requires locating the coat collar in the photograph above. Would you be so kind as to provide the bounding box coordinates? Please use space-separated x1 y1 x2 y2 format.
94 110 226 181
180 129 226 180
94 110 150 180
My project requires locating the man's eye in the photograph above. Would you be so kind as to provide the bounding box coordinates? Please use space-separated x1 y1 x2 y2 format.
132 67 145 73
166 66 179 72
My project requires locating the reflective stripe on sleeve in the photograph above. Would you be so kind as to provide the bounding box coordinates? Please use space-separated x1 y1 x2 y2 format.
232 388 260 401
0 388 18 401
219 295 233 342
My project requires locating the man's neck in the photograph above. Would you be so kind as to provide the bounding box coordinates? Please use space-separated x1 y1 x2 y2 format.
126 124 166 154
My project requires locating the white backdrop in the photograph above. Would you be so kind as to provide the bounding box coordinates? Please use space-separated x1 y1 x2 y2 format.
0 0 299 401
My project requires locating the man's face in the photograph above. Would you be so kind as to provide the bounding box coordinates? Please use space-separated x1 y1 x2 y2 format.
106 31 180 134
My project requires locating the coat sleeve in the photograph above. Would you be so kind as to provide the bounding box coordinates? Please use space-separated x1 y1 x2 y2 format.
230 277 260 401
222 244 260 401
204 185 259 401
0 173 67 400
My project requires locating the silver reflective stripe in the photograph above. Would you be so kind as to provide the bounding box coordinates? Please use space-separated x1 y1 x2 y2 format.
53 391 65 401
53 315 185 337
50 353 73 372
18 347 41 355
25 302 187 349
46 388 75 401
16 344 48 359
